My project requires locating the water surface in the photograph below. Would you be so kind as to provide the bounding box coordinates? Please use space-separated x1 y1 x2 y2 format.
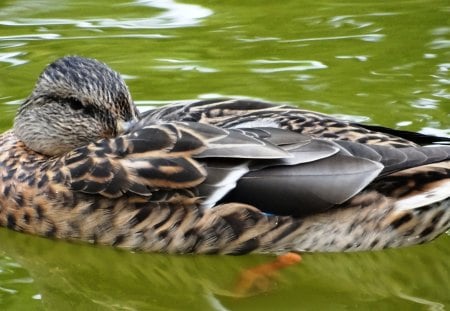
0 0 449 310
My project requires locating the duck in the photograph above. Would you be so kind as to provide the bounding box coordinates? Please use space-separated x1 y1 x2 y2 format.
0 55 449 255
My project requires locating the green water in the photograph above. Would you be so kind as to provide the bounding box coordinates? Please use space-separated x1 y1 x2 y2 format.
0 0 449 309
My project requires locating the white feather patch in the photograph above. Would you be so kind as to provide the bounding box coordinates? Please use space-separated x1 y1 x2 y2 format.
230 119 281 129
200 162 250 208
395 179 450 211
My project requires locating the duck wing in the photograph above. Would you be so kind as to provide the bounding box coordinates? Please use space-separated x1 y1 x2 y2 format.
221 130 450 217
60 119 450 218
60 122 290 198
60 117 382 211
196 127 395 213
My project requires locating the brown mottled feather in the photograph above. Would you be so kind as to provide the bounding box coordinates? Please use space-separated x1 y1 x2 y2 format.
141 99 426 147
62 124 209 198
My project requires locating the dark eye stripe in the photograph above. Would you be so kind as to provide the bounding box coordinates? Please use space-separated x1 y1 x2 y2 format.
67 97 83 110
42 95 98 118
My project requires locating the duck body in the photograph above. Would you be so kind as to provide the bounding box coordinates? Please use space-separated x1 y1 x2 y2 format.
0 56 449 254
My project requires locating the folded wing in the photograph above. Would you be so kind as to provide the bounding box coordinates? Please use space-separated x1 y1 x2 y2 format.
60 120 450 218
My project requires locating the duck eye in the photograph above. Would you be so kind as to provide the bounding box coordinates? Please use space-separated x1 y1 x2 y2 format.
68 97 84 110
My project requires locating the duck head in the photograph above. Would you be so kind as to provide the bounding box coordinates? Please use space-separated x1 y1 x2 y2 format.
14 56 139 156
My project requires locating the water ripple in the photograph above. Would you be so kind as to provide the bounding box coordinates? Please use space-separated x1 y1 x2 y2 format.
0 0 213 29
410 98 439 109
154 58 218 73
396 121 413 127
420 127 450 138
431 27 450 36
433 89 450 99
437 63 450 72
336 55 369 62
0 33 170 43
250 60 327 73
236 36 280 43
0 286 17 294
0 52 27 66
429 39 450 49
0 33 60 41
331 114 371 123
329 15 374 29
281 33 384 43
135 0 213 28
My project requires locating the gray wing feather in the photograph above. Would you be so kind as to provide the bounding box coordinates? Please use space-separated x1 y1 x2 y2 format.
222 154 383 217
196 127 449 217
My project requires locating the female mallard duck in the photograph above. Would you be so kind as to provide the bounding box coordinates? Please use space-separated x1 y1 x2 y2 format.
0 56 449 254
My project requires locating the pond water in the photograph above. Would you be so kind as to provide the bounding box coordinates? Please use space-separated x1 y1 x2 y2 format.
0 0 449 310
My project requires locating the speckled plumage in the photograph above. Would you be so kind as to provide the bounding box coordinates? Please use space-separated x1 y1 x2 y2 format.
0 56 449 254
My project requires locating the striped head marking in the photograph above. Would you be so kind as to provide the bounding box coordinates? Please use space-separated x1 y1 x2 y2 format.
14 56 139 156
